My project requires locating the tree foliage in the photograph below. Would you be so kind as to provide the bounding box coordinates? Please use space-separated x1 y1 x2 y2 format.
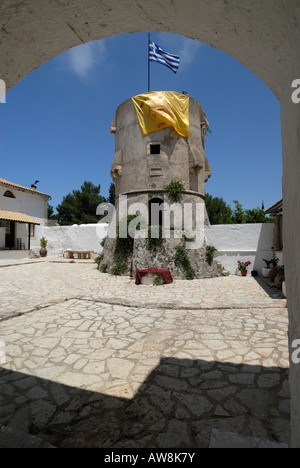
107 182 116 206
56 181 105 225
231 200 245 224
205 193 233 225
244 207 272 223
206 193 273 225
47 203 58 220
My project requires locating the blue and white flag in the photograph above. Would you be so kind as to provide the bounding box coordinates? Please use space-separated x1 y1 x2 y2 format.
149 41 180 74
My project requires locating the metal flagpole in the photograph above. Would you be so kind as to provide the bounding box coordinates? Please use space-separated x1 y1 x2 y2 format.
148 33 150 92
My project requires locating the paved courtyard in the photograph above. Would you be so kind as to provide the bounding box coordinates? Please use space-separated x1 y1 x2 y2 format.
0 259 289 447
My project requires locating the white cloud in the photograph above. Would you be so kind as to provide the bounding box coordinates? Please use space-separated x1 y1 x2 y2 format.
178 37 202 68
66 40 107 79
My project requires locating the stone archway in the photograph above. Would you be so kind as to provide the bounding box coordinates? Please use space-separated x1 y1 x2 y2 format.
1 0 300 447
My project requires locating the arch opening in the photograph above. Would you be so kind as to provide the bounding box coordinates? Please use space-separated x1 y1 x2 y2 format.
1 0 299 447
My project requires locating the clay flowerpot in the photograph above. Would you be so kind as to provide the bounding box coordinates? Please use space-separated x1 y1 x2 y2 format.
39 247 47 258
241 270 247 276
275 272 284 289
140 273 157 285
282 281 286 298
268 267 278 282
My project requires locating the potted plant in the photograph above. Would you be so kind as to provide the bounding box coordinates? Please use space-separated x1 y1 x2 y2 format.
268 247 279 282
40 237 48 257
237 260 251 276
262 258 273 278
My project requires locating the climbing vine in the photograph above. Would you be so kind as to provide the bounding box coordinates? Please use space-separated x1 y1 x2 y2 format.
174 245 195 280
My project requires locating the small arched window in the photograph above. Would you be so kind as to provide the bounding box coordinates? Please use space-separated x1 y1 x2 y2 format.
3 190 15 199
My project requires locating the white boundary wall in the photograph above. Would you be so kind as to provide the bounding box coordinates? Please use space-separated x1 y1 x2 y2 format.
41 223 109 257
41 222 280 275
205 223 282 275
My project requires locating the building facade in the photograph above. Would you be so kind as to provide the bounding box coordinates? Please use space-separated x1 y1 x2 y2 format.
0 178 50 260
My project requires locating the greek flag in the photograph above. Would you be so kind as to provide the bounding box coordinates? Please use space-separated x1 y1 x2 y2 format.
149 41 180 74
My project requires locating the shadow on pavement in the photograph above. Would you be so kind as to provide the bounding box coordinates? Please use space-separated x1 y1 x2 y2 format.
0 356 290 448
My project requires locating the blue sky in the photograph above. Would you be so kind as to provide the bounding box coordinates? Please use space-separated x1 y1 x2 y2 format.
0 32 282 213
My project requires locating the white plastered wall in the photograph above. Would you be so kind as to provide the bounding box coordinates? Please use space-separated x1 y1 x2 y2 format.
42 223 109 257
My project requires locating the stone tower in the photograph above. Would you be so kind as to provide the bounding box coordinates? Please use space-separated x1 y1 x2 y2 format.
99 91 223 279
110 91 212 222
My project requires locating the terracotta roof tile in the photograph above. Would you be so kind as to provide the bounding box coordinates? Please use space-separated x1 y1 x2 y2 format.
0 209 40 225
0 178 50 198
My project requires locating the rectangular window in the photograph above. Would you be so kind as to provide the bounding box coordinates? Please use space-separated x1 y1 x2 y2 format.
150 144 160 155
30 224 35 237
150 168 163 177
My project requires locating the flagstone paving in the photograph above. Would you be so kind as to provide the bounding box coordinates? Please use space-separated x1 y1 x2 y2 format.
0 260 289 447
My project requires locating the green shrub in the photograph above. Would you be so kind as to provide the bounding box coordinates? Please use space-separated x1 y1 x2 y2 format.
40 237 47 248
100 237 107 247
111 261 127 276
175 245 195 280
206 245 217 266
153 275 164 286
164 180 185 203
94 254 104 265
183 233 196 245
100 263 109 273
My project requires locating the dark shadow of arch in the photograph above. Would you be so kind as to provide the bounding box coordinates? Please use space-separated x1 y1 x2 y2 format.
0 356 290 448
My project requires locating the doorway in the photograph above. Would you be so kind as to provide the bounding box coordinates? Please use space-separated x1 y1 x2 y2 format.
5 221 15 249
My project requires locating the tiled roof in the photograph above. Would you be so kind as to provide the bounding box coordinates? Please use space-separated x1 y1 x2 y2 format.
0 209 40 225
0 178 50 198
264 198 283 215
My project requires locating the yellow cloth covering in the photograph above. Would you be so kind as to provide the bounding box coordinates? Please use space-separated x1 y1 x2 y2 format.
131 91 189 137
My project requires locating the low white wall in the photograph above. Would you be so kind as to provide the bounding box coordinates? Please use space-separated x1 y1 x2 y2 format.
205 223 282 275
40 223 109 257
38 222 281 275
